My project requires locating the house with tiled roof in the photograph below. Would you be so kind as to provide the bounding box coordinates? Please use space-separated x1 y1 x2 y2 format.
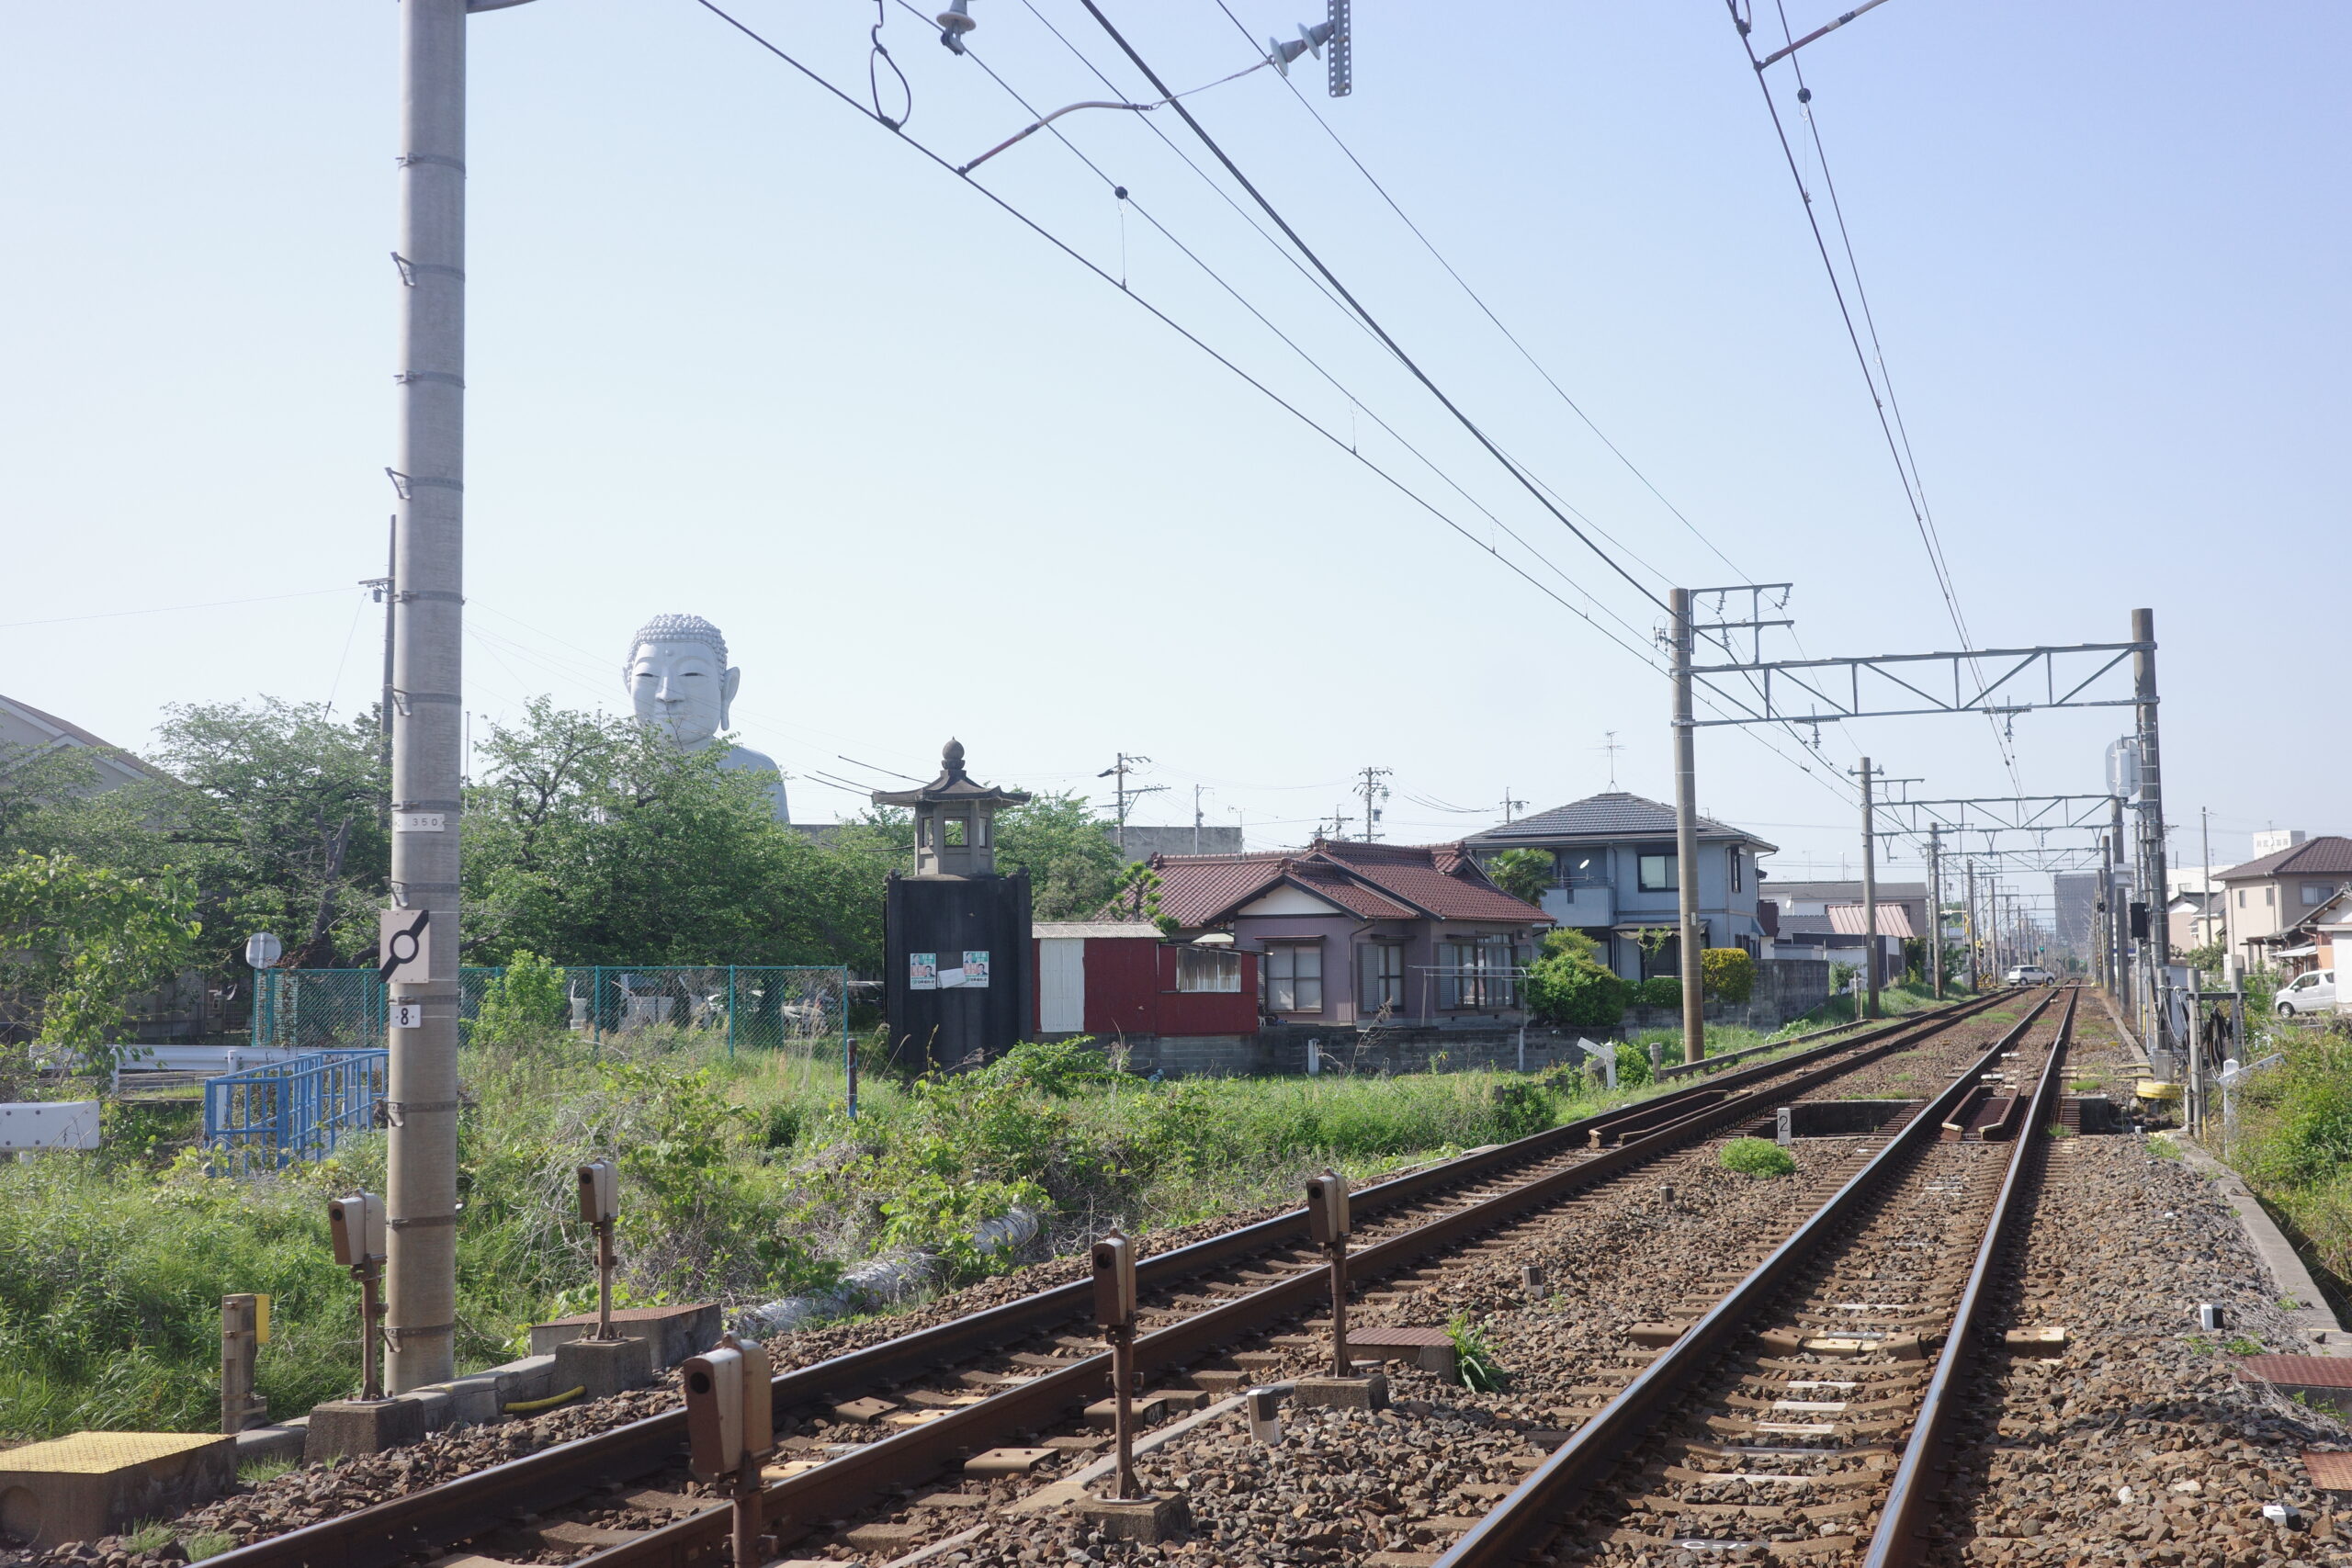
1464 792 1776 983
2216 835 2352 974
1140 839 1552 1026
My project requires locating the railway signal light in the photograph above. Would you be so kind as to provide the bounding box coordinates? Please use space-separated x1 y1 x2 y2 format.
328 1193 386 1268
1306 1169 1352 1376
1304 1170 1350 1247
326 1193 388 1401
1091 1229 1145 1502
577 1158 620 1341
1091 1231 1136 1330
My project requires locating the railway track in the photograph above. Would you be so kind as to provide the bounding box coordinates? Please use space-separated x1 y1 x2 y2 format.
192 991 2030 1568
1440 986 2075 1568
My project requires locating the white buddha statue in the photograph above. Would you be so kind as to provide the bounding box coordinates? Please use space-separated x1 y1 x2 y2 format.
622 613 789 821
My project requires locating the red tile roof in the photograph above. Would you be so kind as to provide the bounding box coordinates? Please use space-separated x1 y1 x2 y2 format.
1313 840 1551 923
1143 840 1550 929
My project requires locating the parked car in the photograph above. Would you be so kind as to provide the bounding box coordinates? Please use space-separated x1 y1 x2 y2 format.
2276 969 2336 1017
2003 964 2055 986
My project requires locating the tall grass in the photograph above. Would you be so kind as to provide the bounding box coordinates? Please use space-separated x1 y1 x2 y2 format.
2230 1023 2352 1296
0 1027 1693 1440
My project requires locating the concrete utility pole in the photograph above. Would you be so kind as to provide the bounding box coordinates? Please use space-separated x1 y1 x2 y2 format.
2199 806 2214 954
384 0 482 1393
2110 795 2132 1017
1855 757 1880 1019
1964 860 1977 989
2133 608 2169 1059
1928 825 1943 999
1192 784 1203 854
1669 589 1704 1065
1353 766 1392 841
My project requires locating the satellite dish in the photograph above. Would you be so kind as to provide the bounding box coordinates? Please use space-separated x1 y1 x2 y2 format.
244 931 285 970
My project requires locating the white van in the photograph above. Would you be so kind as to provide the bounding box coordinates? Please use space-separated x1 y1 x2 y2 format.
2277 969 2336 1017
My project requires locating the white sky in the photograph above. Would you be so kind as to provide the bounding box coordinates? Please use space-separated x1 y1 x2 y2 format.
6 1 2345 917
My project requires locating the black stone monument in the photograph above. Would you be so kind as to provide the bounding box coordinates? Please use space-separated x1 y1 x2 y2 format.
876 740 1035 1071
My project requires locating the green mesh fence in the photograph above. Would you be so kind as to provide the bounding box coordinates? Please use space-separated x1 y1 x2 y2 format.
251 964 852 1061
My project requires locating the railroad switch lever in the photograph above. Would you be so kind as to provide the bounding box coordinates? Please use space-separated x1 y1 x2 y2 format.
684 1334 775 1566
1306 1169 1351 1377
1092 1230 1143 1502
577 1159 620 1340
327 1193 388 1402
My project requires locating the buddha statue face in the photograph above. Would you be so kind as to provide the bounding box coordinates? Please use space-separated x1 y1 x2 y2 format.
624 615 741 750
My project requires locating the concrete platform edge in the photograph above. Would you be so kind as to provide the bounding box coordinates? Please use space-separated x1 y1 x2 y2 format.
2173 1135 2348 1349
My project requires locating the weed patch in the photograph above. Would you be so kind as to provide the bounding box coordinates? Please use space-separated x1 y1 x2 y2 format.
1720 1138 1796 1178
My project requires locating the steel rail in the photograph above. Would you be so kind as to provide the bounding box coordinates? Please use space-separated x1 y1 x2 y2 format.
198 994 2007 1568
1863 987 2075 1566
581 993 2010 1568
1433 988 2062 1568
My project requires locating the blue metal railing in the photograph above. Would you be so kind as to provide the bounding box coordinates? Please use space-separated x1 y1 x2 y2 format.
202 1050 389 1175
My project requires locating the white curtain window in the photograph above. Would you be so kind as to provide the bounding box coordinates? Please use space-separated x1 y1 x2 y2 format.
1263 942 1323 1012
1176 946 1242 993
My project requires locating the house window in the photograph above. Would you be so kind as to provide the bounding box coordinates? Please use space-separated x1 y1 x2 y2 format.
1559 851 1605 887
1439 936 1520 1010
1637 848 1677 892
2267 887 2276 907
2237 889 2246 908
1176 946 1241 993
1359 943 1405 1014
1262 942 1322 1013
2304 883 2335 907
1730 849 1743 892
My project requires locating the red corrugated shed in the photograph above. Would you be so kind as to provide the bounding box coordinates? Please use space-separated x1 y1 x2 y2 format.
1032 925 1259 1040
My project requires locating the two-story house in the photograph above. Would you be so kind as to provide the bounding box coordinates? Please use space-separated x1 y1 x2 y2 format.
2215 835 2352 974
1464 792 1775 982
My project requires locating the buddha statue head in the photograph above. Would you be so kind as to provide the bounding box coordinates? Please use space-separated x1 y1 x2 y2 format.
623 613 741 751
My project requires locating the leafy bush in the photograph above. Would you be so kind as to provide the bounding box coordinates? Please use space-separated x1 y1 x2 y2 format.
1526 934 1629 1029
972 1038 1123 1098
1701 948 1754 1005
2237 1027 2352 1189
1720 1136 1795 1178
1613 1040 1653 1088
471 949 568 1046
1635 976 1682 1009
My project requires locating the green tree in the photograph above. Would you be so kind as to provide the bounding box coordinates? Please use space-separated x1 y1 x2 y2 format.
992 792 1124 919
461 701 890 969
472 949 569 1046
0 853 200 1069
134 699 390 973
1485 849 1553 907
1525 928 1631 1029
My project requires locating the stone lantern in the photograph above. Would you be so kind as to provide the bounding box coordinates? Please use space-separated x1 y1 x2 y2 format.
872 739 1031 877
873 740 1035 1070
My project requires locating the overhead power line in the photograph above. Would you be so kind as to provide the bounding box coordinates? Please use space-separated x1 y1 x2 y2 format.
1205 0 1753 585
1069 0 1668 615
684 0 1860 809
